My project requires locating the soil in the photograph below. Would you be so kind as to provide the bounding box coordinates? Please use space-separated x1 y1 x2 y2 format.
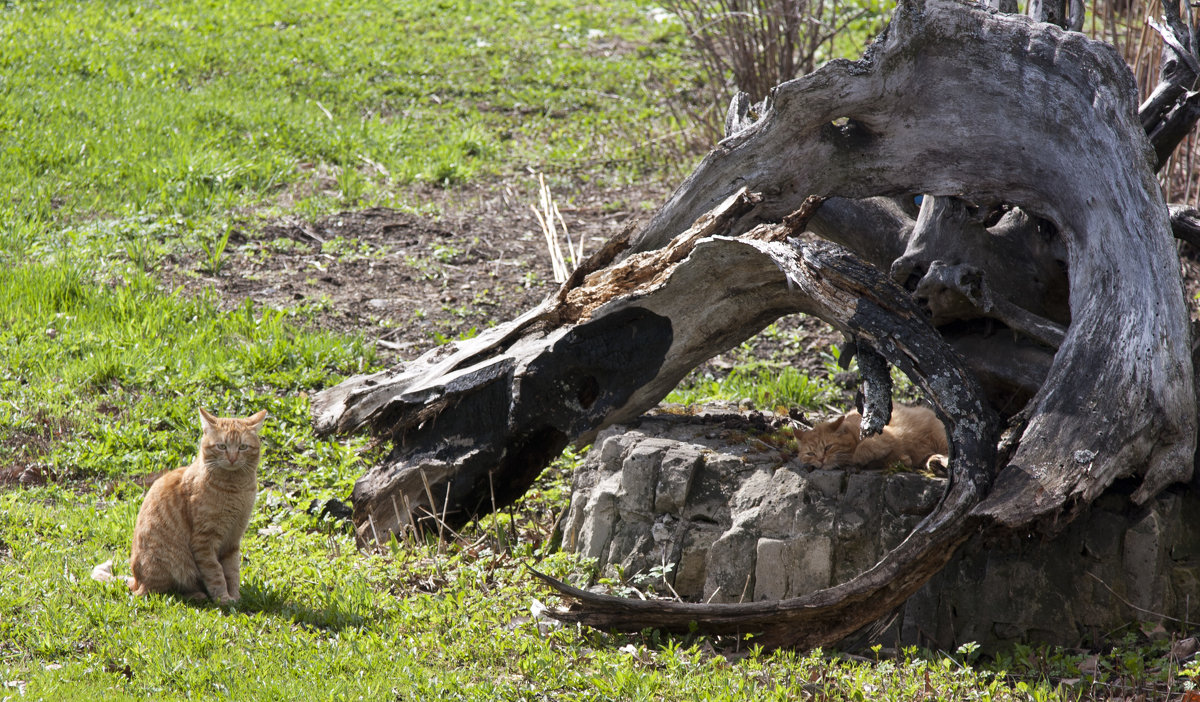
161 179 834 372
163 181 673 365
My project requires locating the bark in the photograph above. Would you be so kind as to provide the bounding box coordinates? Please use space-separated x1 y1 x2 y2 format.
753 0 1200 408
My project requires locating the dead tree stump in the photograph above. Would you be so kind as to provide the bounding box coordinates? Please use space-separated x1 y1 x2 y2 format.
314 0 1200 648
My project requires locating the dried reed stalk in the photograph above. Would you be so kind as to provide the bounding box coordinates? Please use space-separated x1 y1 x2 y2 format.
1095 0 1200 204
664 0 877 144
531 173 581 283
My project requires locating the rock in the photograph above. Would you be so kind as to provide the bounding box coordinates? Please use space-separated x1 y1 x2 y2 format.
563 409 1200 651
654 445 703 514
565 411 936 605
705 527 759 603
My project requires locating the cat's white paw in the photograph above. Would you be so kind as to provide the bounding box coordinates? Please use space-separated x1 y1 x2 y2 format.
90 559 115 582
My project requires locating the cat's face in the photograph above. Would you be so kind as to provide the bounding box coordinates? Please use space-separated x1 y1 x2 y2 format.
795 416 857 469
199 408 267 472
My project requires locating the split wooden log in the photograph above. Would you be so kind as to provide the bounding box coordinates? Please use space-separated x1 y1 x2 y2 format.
312 192 820 543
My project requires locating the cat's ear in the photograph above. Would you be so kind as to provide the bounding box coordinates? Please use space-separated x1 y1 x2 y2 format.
198 407 219 434
829 415 846 430
245 410 268 432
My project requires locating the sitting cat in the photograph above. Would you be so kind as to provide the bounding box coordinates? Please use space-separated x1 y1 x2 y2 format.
92 408 266 604
794 404 947 471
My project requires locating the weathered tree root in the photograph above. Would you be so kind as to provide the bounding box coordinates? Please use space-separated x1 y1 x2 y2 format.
532 229 997 649
312 0 1197 649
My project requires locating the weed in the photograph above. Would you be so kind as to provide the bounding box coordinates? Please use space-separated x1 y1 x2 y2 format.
199 225 235 276
431 243 461 263
322 236 380 262
668 363 835 410
664 0 890 143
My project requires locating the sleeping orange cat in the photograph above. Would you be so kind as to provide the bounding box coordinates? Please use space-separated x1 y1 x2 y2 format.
92 408 266 604
794 404 947 470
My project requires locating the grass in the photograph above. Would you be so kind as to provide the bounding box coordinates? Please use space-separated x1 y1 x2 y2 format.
0 467 1100 700
667 362 837 410
0 0 691 236
1 0 1195 699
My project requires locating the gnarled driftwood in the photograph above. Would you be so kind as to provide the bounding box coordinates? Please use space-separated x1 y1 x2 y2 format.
314 0 1197 648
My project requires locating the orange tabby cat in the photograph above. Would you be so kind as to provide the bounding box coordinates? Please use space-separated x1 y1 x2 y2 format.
92 408 266 604
794 404 947 470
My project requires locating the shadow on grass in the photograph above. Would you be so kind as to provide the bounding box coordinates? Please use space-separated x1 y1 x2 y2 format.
228 581 368 632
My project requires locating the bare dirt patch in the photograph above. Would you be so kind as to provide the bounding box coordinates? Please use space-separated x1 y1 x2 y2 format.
154 179 852 410
163 182 671 365
0 410 71 487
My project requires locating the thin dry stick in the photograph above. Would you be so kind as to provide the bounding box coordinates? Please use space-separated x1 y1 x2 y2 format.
531 173 570 282
390 495 405 533
1087 572 1195 627
553 200 581 264
507 502 519 553
488 470 504 552
660 557 684 601
1186 135 1195 203
417 467 442 542
400 492 417 547
1190 134 1199 207
440 482 453 546
367 513 380 547
738 572 752 603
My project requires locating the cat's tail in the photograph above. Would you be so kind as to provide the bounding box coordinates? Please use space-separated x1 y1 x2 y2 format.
90 559 135 589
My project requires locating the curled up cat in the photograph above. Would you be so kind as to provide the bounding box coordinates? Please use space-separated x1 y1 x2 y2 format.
793 403 948 471
91 408 266 605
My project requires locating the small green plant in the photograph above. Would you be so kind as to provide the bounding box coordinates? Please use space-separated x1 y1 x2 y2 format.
200 225 235 276
431 243 461 263
322 236 379 262
956 640 982 666
404 254 443 281
125 236 166 272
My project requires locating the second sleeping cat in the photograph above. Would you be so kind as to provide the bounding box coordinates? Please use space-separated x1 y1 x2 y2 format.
794 404 947 471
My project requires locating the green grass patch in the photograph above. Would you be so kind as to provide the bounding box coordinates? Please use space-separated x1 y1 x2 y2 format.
666 324 841 411
1 469 1184 699
667 363 836 410
0 474 1085 701
0 0 693 233
0 227 375 481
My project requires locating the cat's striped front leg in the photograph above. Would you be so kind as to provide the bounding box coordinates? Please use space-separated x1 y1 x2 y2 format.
219 548 241 602
192 540 231 604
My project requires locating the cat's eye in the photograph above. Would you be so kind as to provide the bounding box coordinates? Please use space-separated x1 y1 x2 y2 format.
238 444 249 450
216 443 227 450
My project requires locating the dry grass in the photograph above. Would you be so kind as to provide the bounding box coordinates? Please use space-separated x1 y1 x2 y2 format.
663 0 881 144
1092 0 1200 204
